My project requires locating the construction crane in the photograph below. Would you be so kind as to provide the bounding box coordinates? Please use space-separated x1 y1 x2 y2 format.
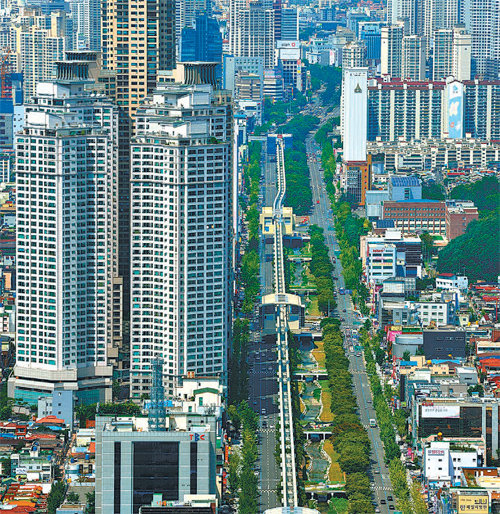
0 48 12 99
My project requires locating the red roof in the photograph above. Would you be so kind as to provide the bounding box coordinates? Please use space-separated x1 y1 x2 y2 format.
36 415 65 425
88 442 95 453
86 420 96 428
438 273 455 277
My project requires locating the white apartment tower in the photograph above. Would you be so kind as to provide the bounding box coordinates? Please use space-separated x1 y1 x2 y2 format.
461 0 500 77
342 41 367 71
130 83 232 399
230 0 276 68
9 61 120 403
402 35 426 80
452 24 472 80
381 24 404 78
341 67 368 162
433 28 454 80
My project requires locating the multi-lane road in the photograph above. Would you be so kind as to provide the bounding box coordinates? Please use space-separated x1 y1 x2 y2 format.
306 131 395 513
247 144 280 512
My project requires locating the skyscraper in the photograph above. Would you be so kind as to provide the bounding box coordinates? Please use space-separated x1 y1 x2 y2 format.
179 13 222 64
381 24 404 78
402 35 426 80
281 7 298 40
130 80 232 399
461 0 500 78
231 1 276 68
433 28 453 79
11 11 69 100
176 0 212 39
68 0 101 50
342 41 367 70
9 61 120 403
101 0 176 116
342 67 368 162
452 24 472 80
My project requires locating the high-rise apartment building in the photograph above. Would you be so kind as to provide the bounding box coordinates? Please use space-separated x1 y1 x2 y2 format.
176 0 211 39
281 7 298 40
11 11 69 100
8 61 121 403
130 82 232 399
433 28 453 79
423 0 459 52
342 67 368 162
461 0 500 78
387 0 420 34
452 24 472 81
101 0 176 116
342 41 367 70
231 1 276 68
381 24 404 77
367 77 500 141
68 0 101 50
402 35 426 80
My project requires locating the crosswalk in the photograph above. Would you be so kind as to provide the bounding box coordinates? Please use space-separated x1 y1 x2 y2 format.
372 485 393 491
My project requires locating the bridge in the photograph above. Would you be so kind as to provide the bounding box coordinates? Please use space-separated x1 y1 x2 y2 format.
273 136 298 508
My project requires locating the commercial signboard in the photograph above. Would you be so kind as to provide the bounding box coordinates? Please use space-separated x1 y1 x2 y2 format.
421 405 460 418
457 493 489 513
448 81 464 139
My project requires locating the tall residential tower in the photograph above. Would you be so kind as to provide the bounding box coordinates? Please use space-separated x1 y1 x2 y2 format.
130 81 232 399
9 61 121 403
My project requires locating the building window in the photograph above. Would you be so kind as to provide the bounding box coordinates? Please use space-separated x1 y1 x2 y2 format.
190 441 197 494
133 441 179 513
114 442 121 513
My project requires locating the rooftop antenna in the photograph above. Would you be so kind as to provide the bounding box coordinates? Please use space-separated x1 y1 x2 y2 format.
148 356 166 431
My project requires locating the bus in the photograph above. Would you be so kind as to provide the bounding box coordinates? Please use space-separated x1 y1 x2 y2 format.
369 419 377 428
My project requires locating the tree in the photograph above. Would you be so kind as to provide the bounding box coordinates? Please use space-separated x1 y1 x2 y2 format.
47 481 66 514
348 498 375 514
1 457 11 477
66 492 81 504
420 232 434 262
345 472 372 498
437 214 500 282
85 491 95 514
402 350 411 362
422 182 445 200
468 384 484 397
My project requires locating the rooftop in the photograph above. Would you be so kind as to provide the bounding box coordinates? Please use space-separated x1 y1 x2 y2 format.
391 176 421 187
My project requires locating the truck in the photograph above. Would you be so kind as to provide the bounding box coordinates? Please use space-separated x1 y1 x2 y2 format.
369 419 377 428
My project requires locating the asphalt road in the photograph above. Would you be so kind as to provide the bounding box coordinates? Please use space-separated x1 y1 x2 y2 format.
306 132 395 513
248 144 280 512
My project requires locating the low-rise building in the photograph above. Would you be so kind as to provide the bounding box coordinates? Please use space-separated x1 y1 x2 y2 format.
424 440 484 487
445 199 479 240
382 199 446 236
436 274 468 291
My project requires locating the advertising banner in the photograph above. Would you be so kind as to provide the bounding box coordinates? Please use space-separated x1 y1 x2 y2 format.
457 494 489 513
448 81 464 139
421 405 460 418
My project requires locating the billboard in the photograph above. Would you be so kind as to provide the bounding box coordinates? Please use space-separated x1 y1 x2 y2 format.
448 81 464 139
457 494 489 513
421 405 460 418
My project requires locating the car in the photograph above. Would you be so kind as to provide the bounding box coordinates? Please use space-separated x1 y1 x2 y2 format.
387 496 393 501
375 509 380 513
374 469 380 474
380 500 386 505
356 353 362 357
262 421 267 428
389 506 395 511
261 409 266 415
